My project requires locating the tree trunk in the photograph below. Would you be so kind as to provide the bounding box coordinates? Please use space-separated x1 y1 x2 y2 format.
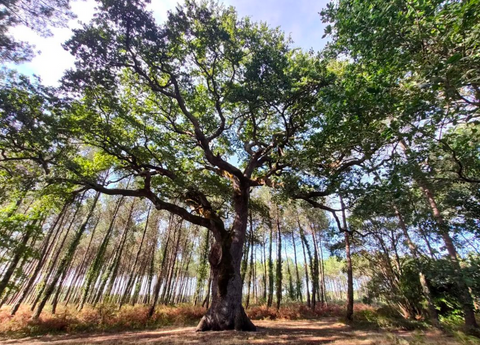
298 219 313 308
63 217 101 306
318 231 327 305
422 185 478 329
148 213 175 317
161 222 182 304
284 241 294 301
340 196 353 321
202 270 212 308
262 239 267 302
119 206 151 308
78 194 124 311
300 225 311 308
11 200 70 315
194 228 210 306
394 204 439 326
102 200 137 302
310 223 321 307
246 214 254 308
32 191 100 319
275 206 282 311
196 183 255 331
344 230 354 321
400 139 478 330
291 231 302 302
267 222 274 308
0 219 37 299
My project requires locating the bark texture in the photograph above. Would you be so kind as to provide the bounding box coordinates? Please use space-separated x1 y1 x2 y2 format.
196 183 256 332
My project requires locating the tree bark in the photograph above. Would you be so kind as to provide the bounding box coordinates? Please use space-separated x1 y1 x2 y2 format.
340 196 353 321
194 228 210 306
421 185 478 329
0 219 38 299
298 219 313 308
267 221 274 308
400 139 478 330
119 206 151 308
78 194 124 311
246 214 254 308
300 225 311 308
196 183 255 331
148 213 175 317
291 231 303 302
10 200 70 315
275 206 282 311
394 204 439 326
32 191 100 319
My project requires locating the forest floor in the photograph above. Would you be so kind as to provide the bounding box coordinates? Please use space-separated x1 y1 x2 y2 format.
0 318 475 345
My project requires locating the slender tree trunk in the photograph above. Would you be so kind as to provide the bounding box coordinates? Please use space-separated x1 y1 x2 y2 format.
194 229 210 306
298 219 313 308
63 217 101 306
300 225 311 308
29 204 72 310
78 194 124 311
400 139 478 330
344 230 354 321
420 184 478 329
291 231 302 302
246 218 254 308
119 206 151 308
267 222 274 308
275 206 282 311
394 205 439 326
202 270 212 309
100 200 136 304
10 201 70 315
318 231 327 305
262 239 267 302
0 219 38 299
340 196 353 321
148 213 174 317
32 191 100 319
241 231 250 285
51 260 74 314
162 222 182 304
309 223 320 307
31 199 84 311
143 240 156 304
284 243 294 301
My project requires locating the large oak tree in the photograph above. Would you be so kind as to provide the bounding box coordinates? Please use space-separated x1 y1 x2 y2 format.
55 0 328 331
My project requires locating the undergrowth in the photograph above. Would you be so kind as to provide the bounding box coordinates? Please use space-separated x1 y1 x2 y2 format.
0 304 204 337
0 303 477 340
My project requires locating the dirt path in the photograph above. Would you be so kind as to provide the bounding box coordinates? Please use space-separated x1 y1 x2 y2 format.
0 318 467 345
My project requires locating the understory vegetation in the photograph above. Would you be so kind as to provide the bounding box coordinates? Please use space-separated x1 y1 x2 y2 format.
0 303 433 336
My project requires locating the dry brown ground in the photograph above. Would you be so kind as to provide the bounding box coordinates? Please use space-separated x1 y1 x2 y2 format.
0 318 476 345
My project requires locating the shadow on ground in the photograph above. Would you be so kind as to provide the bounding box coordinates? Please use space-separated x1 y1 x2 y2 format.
0 318 462 345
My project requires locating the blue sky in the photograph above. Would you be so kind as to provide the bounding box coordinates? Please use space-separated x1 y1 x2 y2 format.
10 0 330 86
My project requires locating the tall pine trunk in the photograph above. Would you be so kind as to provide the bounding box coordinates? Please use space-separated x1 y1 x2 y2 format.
267 222 274 308
394 204 439 326
340 196 353 321
400 139 478 330
32 191 100 319
275 206 282 311
291 231 302 302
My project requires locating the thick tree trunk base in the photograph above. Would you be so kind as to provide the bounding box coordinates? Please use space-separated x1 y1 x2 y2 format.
196 305 256 331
